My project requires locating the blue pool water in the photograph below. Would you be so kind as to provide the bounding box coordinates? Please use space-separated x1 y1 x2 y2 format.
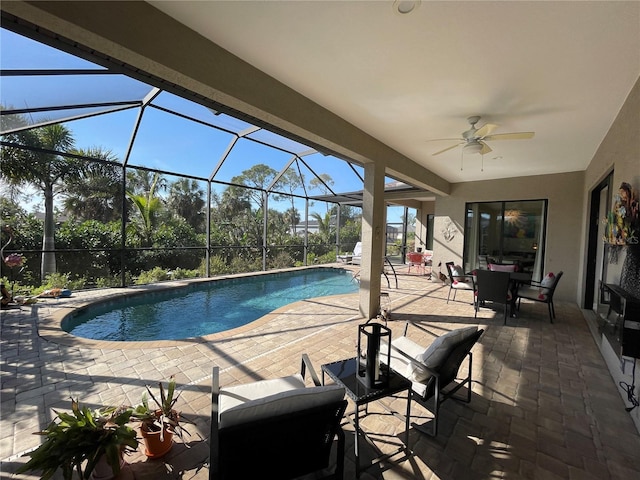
63 268 358 341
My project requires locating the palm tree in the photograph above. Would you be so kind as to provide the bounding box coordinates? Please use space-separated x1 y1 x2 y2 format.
1 117 82 281
62 149 122 222
284 207 301 235
167 178 205 231
310 211 333 245
126 172 164 247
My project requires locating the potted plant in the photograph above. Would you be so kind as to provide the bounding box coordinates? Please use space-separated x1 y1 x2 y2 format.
16 398 138 480
132 376 192 458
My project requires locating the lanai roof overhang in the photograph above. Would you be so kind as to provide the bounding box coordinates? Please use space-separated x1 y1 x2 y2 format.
0 3 449 194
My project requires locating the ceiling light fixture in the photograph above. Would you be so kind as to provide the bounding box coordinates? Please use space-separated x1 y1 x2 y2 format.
393 0 421 15
464 142 483 154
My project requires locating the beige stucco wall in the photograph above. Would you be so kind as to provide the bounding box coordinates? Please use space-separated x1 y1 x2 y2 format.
585 77 640 195
431 171 584 302
583 76 640 290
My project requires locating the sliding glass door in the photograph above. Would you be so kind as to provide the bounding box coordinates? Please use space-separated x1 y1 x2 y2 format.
464 199 548 280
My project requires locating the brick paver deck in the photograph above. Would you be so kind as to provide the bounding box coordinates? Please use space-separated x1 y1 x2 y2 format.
2 266 639 479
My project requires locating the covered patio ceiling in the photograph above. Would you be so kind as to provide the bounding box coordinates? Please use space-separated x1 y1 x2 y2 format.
148 1 640 184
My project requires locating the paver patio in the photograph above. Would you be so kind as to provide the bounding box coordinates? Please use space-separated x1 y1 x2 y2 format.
2 266 640 479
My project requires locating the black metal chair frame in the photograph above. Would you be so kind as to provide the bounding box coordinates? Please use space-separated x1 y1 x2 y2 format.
516 271 563 323
445 261 476 304
390 323 484 436
210 354 347 480
475 269 512 324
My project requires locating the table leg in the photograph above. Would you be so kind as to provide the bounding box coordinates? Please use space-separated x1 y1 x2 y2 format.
405 387 411 452
354 403 361 477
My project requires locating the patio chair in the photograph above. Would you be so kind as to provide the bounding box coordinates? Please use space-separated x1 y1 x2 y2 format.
474 269 512 324
477 255 489 270
407 251 425 275
210 354 347 480
337 241 362 265
445 261 476 304
384 323 484 436
516 271 563 323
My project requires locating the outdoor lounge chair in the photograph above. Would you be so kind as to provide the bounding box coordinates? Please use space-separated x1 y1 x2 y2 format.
384 323 484 436
337 241 362 265
210 354 347 480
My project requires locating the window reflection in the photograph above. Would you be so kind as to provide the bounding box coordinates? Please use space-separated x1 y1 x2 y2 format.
464 200 547 280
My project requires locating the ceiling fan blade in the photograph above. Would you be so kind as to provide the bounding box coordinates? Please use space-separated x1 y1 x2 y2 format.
479 141 492 155
474 123 498 138
426 137 462 142
432 143 463 156
483 132 535 141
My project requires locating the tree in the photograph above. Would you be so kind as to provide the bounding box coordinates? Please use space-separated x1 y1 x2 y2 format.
62 150 123 222
229 164 277 212
273 168 304 233
167 178 205 231
283 207 300 235
309 173 335 212
310 211 334 245
1 117 84 281
126 172 165 247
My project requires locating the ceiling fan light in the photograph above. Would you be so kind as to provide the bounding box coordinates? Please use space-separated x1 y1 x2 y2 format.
464 142 483 154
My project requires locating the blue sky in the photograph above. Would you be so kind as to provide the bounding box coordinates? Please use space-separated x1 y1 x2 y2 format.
1 27 410 223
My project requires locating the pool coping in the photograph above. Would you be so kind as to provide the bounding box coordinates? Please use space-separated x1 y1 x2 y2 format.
35 265 361 349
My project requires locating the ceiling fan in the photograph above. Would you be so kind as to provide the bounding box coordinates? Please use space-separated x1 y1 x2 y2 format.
429 116 535 156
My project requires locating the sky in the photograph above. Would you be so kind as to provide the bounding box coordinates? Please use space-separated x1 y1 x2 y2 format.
1 27 411 224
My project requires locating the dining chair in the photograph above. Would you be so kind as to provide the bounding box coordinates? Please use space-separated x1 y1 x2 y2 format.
445 262 476 303
474 269 512 323
516 271 564 322
407 251 425 275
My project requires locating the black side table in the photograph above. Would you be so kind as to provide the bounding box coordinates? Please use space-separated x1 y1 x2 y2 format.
322 357 412 477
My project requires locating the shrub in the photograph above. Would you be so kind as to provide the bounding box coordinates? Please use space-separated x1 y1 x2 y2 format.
169 267 198 280
135 267 170 285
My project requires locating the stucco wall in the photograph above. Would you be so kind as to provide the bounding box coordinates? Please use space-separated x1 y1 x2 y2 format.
583 76 640 291
431 171 584 302
583 76 640 432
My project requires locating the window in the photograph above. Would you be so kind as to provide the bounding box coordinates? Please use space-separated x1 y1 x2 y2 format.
464 200 548 280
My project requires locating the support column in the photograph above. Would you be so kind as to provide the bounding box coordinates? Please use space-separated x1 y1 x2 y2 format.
359 162 386 319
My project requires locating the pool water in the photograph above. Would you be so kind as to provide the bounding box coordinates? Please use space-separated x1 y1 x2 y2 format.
63 268 359 341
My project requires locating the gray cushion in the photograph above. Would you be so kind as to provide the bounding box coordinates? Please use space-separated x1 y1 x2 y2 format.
396 326 478 383
219 379 345 429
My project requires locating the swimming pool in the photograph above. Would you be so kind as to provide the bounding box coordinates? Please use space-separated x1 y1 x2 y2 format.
63 268 358 341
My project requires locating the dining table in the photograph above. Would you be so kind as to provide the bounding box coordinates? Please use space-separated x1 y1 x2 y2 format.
507 271 533 317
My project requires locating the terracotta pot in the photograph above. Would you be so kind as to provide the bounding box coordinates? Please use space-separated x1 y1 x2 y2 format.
89 452 127 480
140 425 174 458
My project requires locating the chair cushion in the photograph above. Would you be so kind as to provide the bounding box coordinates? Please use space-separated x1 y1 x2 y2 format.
220 374 305 412
540 273 555 299
219 380 345 429
393 326 478 383
451 265 472 284
387 336 426 382
540 272 555 287
519 284 548 301
420 326 478 369
452 280 475 289
488 263 517 272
